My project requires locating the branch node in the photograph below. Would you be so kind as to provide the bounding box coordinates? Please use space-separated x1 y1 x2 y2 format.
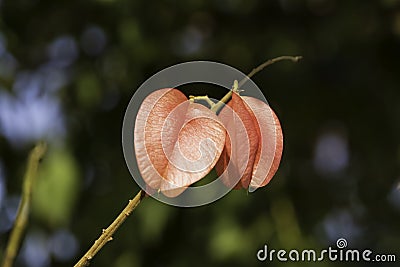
73 190 145 267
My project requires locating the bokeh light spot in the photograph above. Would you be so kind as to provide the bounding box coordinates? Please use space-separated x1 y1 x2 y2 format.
313 130 349 177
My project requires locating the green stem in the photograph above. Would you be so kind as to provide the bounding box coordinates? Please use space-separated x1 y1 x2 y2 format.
1 142 47 267
238 55 302 88
189 95 216 109
206 55 302 113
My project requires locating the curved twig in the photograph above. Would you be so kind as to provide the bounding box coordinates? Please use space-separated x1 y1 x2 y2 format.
1 142 47 267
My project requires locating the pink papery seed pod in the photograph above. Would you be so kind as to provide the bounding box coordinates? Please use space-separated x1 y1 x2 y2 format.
134 88 226 197
215 92 283 191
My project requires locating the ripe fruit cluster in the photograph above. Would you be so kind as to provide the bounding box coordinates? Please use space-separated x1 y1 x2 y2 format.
134 87 283 197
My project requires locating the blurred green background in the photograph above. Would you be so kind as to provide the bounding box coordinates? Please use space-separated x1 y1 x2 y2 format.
0 0 400 266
